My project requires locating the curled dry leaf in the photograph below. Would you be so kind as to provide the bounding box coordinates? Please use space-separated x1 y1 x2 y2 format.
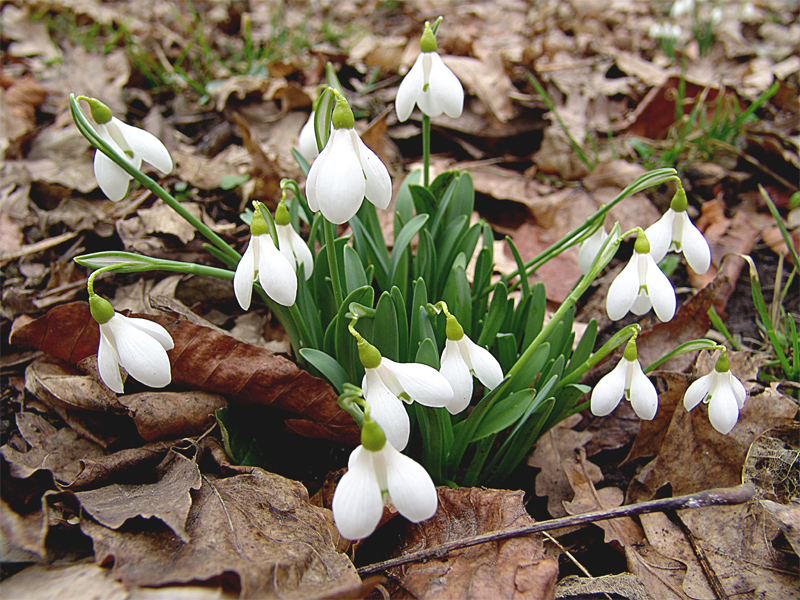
119 390 226 442
386 487 559 600
80 468 361 599
9 301 359 445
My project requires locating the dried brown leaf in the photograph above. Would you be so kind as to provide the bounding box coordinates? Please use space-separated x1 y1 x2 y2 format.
75 450 202 542
0 564 129 600
80 468 360 599
119 390 226 442
387 487 559 600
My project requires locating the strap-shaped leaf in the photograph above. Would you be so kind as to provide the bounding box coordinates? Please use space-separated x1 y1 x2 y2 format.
299 348 349 394
394 170 422 239
388 213 429 284
372 291 399 362
476 283 509 348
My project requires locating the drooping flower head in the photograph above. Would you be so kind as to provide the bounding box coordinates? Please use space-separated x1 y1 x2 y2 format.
644 187 711 275
578 225 609 275
395 20 464 122
684 350 746 434
274 200 313 280
298 110 319 163
90 293 174 394
590 338 658 420
332 414 438 540
356 331 453 451
305 90 392 224
84 98 173 202
439 307 503 414
606 230 676 322
233 202 298 309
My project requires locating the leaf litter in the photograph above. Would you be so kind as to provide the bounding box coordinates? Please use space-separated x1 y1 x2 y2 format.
2 0 799 597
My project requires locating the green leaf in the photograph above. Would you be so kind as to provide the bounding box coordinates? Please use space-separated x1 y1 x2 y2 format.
391 286 410 362
298 349 349 394
409 184 438 217
429 170 458 202
395 169 422 239
415 337 440 369
470 389 536 442
476 282 509 348
409 278 429 356
506 342 551 394
388 213 429 284
441 254 473 337
335 286 375 383
496 333 519 373
372 292 399 361
343 245 368 294
450 172 475 222
565 319 597 376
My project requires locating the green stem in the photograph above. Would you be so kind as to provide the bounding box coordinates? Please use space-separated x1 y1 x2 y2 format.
422 113 431 187
323 218 344 308
70 95 240 265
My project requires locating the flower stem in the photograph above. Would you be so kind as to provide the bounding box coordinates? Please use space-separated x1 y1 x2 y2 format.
323 218 344 308
422 113 431 187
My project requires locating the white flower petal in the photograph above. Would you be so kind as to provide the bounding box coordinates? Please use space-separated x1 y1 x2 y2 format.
395 54 425 122
93 150 132 201
606 255 640 321
233 241 256 310
630 290 653 316
679 212 711 274
364 369 411 451
462 337 504 389
381 358 453 408
311 130 365 224
97 326 124 393
305 143 324 213
119 315 174 350
629 361 658 420
107 315 172 388
684 372 713 410
708 384 740 434
643 254 676 322
298 111 319 162
578 228 608 275
256 234 297 306
383 443 438 523
428 54 464 119
352 131 392 210
332 447 384 540
590 359 627 416
439 340 473 415
278 224 314 279
644 210 674 263
113 118 173 174
730 372 747 409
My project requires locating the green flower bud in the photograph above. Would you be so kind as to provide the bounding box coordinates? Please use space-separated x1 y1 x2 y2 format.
420 21 437 53
361 416 386 451
86 98 112 124
445 312 464 341
275 201 291 226
634 231 651 255
332 93 355 130
714 351 730 373
670 186 688 213
250 205 270 236
357 337 382 369
89 294 115 324
623 339 638 362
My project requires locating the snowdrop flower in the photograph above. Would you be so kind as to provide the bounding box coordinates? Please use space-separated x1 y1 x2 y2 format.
395 21 464 122
90 294 173 394
439 309 503 414
684 351 746 434
648 22 666 39
606 230 676 322
578 226 609 275
84 98 173 202
591 339 658 420
306 90 391 224
332 416 437 540
298 110 319 163
274 201 313 279
234 203 297 309
671 0 694 18
356 332 453 451
710 6 723 25
645 188 711 275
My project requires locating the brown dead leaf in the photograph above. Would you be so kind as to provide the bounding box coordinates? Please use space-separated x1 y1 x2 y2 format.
0 563 129 600
528 414 594 519
119 391 226 442
68 440 174 492
10 302 359 445
75 449 202 542
625 372 687 463
0 497 48 562
444 54 517 123
233 111 282 206
80 468 360 599
1 412 105 485
386 487 559 600
0 212 24 255
136 201 203 245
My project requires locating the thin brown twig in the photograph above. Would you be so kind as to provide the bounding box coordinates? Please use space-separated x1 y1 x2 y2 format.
357 483 755 576
671 510 730 600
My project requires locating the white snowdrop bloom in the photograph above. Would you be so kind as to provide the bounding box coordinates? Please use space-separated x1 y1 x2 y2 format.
395 22 464 122
645 189 711 274
648 22 666 39
710 6 723 25
234 205 297 309
274 202 313 280
684 352 746 434
332 418 437 540
90 295 174 394
85 98 173 202
665 23 683 39
305 92 391 224
298 110 319 163
578 226 609 275
671 0 694 18
358 335 453 451
439 311 503 414
606 232 676 322
591 340 658 420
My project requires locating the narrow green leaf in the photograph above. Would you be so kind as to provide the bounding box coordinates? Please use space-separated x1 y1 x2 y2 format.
373 291 399 361
298 348 349 394
395 169 422 239
470 389 536 442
